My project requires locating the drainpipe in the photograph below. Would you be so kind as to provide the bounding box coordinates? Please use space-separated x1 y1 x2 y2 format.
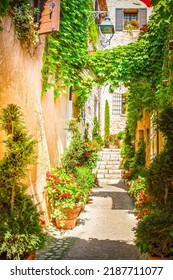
66 86 73 147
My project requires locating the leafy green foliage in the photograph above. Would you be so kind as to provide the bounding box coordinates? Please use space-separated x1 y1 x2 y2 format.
87 1 173 136
12 1 39 49
92 116 103 145
45 167 88 219
41 0 94 102
75 166 95 192
0 193 46 260
0 0 12 30
61 119 85 173
122 133 146 181
0 104 46 259
134 211 173 258
83 140 101 169
104 100 110 137
104 134 118 148
146 151 173 208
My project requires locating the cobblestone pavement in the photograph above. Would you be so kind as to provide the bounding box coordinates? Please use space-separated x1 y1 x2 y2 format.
36 180 146 260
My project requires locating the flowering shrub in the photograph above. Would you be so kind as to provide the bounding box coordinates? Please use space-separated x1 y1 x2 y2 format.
104 134 118 148
83 140 101 169
128 176 158 220
45 167 88 219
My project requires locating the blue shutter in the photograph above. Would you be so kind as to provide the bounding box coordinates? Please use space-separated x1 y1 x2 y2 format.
139 8 147 28
115 8 123 31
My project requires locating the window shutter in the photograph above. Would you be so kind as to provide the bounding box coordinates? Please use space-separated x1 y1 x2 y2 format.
115 8 123 31
38 0 60 35
139 8 147 28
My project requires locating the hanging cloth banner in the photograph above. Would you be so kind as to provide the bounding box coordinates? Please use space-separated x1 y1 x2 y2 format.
140 0 151 7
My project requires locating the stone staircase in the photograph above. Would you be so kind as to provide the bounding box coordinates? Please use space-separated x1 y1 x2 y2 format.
93 148 123 185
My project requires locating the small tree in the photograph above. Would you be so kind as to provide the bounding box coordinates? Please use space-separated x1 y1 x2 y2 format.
92 116 103 144
104 100 110 137
61 118 85 173
0 104 46 259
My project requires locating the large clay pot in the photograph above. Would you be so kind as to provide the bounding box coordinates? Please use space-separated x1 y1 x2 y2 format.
24 252 36 260
55 203 82 230
55 217 77 229
147 255 171 260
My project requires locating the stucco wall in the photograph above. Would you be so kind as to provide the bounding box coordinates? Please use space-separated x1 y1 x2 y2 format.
0 16 68 215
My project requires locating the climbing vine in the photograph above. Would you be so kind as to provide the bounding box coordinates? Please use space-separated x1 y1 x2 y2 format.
41 0 96 104
87 0 173 137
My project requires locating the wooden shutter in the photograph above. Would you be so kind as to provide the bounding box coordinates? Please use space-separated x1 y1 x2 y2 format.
97 0 108 11
38 0 60 35
139 8 147 28
115 8 123 31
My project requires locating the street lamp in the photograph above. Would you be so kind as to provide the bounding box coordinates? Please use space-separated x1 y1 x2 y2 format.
98 17 115 47
88 11 115 48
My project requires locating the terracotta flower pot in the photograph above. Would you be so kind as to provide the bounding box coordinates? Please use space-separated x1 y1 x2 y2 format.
55 203 82 230
24 252 36 260
147 255 171 260
55 217 77 229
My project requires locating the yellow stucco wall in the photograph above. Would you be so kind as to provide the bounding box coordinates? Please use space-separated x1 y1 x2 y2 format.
136 110 164 166
135 109 150 166
0 16 68 216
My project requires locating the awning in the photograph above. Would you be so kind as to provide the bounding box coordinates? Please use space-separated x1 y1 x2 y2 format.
140 0 151 7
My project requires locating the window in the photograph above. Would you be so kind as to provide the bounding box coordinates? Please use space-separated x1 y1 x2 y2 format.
115 8 147 31
112 93 126 115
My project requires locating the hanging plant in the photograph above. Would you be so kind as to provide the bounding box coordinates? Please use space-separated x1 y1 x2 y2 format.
12 1 39 49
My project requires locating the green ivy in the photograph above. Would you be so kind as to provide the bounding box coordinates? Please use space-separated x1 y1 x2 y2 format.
87 0 173 138
41 0 95 103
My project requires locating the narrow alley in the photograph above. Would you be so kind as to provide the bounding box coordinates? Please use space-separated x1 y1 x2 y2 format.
36 149 144 260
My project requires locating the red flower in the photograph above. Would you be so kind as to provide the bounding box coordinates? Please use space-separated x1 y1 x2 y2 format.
136 213 142 220
84 151 90 157
40 220 46 226
144 209 151 215
59 192 71 198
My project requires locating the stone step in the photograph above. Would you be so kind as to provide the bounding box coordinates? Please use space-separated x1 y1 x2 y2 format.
98 178 121 185
101 157 122 161
98 152 121 156
97 169 122 174
97 173 122 179
97 160 121 165
96 165 120 171
102 148 121 152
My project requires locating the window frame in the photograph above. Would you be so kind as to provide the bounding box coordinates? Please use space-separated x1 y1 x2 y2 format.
115 8 147 31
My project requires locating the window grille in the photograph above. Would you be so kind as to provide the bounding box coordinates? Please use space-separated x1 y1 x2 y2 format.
112 93 126 115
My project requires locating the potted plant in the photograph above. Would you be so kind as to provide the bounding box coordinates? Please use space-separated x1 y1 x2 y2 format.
133 211 173 259
117 131 125 148
45 167 89 229
104 134 118 148
0 104 47 260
